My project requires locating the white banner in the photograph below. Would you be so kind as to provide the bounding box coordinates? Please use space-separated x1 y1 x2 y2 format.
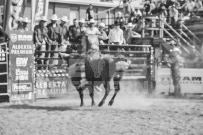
156 68 203 94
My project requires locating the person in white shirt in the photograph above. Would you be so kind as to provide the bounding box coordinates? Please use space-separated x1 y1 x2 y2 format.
169 5 179 28
78 18 87 34
108 21 124 45
134 8 142 17
85 19 100 35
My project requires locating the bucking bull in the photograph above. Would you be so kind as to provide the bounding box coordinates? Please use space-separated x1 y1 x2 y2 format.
60 35 131 107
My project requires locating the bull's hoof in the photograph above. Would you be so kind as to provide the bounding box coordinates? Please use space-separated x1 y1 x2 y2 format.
80 103 84 107
98 101 104 107
92 102 96 106
108 100 114 106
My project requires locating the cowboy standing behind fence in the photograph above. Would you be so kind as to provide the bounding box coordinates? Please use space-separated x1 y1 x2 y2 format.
34 16 50 68
108 21 124 45
69 19 80 50
47 14 62 66
59 16 70 65
85 19 101 50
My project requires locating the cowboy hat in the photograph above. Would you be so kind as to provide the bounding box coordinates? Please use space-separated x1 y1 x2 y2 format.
191 45 195 49
79 18 85 23
127 23 134 28
51 14 59 21
170 40 176 45
17 17 23 22
171 47 181 54
89 19 95 24
99 23 105 28
22 17 31 23
61 16 69 22
40 16 47 22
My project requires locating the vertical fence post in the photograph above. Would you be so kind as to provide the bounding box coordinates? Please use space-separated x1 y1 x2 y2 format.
142 17 145 38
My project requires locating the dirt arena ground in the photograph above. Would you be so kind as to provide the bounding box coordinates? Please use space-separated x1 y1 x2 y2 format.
0 93 203 135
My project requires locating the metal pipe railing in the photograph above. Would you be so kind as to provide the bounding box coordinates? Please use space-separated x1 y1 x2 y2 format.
160 18 192 52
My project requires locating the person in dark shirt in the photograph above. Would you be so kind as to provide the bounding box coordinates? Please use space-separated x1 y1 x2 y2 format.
22 17 30 31
46 14 62 65
69 19 80 50
86 4 94 21
168 47 183 98
34 16 50 67
144 0 151 15
60 16 69 46
123 0 132 16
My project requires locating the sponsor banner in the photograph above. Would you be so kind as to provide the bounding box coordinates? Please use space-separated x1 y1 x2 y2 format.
10 92 33 104
9 31 34 103
156 68 203 94
12 83 32 92
35 77 68 98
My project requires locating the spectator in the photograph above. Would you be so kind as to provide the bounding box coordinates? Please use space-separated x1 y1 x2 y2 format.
108 21 124 45
160 6 168 18
16 17 24 30
86 4 94 21
128 12 136 23
116 12 125 27
144 0 151 15
134 8 142 17
128 8 142 24
59 16 69 46
169 5 179 27
195 0 203 10
171 0 180 7
180 0 195 11
133 19 143 34
124 23 141 44
85 19 101 50
22 17 30 31
69 19 79 45
85 19 100 35
34 16 49 45
98 23 108 45
123 0 132 16
78 18 87 36
75 18 87 45
47 14 62 65
34 16 49 67
59 16 69 65
149 1 156 14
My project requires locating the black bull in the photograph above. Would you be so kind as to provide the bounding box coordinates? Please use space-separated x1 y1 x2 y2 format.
61 35 130 107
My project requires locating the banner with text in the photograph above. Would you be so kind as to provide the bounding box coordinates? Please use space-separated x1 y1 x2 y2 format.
9 31 34 104
156 68 203 94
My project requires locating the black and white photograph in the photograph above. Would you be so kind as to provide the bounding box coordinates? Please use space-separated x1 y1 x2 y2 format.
0 0 203 134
